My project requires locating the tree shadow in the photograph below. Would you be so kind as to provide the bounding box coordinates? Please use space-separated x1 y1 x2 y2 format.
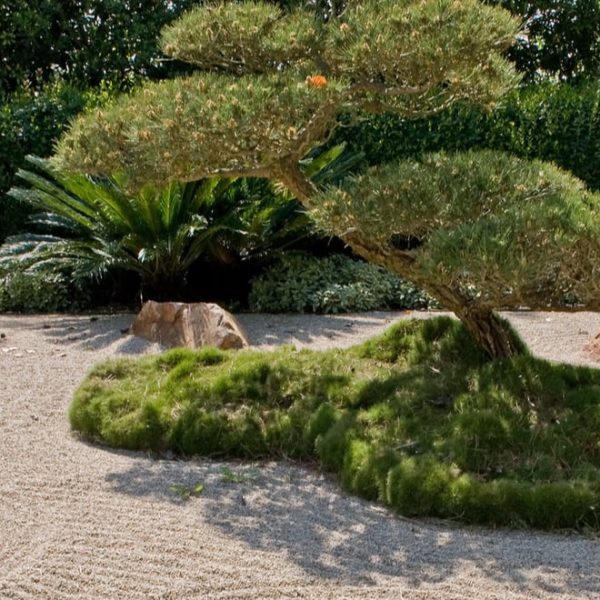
12 311 425 355
236 311 442 349
103 458 600 596
1 310 452 357
26 314 159 355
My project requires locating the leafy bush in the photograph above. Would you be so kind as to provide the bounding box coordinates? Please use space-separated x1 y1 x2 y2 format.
0 83 114 242
71 317 600 530
0 144 359 302
491 0 600 83
338 81 600 190
0 0 200 95
249 253 434 313
0 266 91 313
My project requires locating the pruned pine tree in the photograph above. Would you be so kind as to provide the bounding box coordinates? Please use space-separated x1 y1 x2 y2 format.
50 0 600 358
311 151 600 357
54 0 520 189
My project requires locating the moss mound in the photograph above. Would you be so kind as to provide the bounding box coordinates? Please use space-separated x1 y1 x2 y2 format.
71 317 600 530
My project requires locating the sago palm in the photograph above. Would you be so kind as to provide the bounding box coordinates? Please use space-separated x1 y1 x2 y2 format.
0 145 360 298
0 156 241 297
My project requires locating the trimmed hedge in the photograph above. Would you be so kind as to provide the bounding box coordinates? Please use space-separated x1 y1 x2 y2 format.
338 81 600 190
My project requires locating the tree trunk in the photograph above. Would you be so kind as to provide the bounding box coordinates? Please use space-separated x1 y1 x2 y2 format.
454 308 520 359
272 160 522 361
275 159 318 203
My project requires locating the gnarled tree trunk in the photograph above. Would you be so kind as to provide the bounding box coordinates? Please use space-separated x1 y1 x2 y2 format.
277 160 523 361
453 307 520 359
423 282 522 360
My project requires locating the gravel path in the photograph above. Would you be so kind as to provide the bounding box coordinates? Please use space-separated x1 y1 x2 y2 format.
1 310 600 599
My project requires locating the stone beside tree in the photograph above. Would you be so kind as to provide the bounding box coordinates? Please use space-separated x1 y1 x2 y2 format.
51 0 600 358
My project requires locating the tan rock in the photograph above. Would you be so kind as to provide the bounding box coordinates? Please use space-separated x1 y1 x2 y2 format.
131 301 249 350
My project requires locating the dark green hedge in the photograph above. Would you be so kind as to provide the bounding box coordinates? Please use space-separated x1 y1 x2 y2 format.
338 81 600 190
0 84 104 241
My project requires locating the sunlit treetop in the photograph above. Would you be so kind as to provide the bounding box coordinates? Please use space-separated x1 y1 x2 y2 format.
311 150 600 314
54 0 521 186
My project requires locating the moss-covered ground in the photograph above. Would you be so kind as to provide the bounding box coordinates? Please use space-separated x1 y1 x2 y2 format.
71 317 600 530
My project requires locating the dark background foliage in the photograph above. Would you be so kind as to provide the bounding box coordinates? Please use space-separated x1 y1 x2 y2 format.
0 85 88 240
491 0 600 82
0 0 200 96
336 81 600 191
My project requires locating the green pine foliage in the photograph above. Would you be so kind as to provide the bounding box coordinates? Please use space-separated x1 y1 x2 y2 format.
53 0 520 186
311 150 600 312
160 2 321 74
54 71 349 187
71 317 600 530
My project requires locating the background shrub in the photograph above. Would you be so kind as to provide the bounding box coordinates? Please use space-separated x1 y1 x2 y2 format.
490 0 600 83
249 253 434 313
0 84 113 242
0 266 92 313
338 81 600 190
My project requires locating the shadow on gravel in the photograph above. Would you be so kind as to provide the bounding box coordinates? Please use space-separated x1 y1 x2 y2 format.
32 314 156 355
236 312 416 347
26 311 416 355
104 460 600 596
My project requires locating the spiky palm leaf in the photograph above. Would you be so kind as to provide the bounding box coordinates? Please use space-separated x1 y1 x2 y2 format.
0 157 239 290
0 147 360 295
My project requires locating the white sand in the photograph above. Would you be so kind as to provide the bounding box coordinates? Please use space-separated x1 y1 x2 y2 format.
1 310 600 599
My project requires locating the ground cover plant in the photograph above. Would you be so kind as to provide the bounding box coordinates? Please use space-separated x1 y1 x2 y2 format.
71 317 600 530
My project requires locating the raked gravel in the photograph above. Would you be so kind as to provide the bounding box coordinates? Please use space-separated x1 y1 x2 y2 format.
1 310 600 599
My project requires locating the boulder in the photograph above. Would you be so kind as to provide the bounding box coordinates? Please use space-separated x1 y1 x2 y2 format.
131 301 249 350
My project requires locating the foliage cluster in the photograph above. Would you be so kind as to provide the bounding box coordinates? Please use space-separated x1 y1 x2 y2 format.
0 156 314 300
0 84 89 241
55 72 350 187
0 265 91 313
249 252 433 313
54 0 520 183
71 317 600 530
337 81 600 190
0 0 200 95
312 150 600 314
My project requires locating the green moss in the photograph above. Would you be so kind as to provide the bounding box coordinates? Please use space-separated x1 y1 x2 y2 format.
71 316 600 530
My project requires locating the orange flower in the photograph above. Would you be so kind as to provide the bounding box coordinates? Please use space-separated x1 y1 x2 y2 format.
306 75 328 88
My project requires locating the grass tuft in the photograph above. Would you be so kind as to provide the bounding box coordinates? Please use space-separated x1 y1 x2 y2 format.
70 317 600 530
